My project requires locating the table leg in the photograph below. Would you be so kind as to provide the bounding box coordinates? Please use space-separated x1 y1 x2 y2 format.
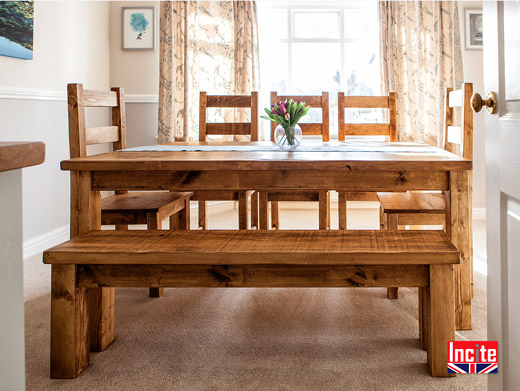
449 171 472 330
71 171 114 352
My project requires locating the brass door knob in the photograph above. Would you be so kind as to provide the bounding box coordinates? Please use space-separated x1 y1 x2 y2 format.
471 91 497 114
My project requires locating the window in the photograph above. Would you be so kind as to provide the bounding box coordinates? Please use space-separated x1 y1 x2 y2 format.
258 1 380 139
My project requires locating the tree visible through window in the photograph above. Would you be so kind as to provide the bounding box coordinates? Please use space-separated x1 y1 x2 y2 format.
258 1 380 139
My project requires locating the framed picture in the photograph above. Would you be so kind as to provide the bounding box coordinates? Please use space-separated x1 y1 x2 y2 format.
121 7 155 51
0 1 34 60
464 9 483 50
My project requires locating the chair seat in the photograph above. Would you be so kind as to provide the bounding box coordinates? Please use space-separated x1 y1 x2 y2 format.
267 191 320 202
377 192 445 214
101 192 192 214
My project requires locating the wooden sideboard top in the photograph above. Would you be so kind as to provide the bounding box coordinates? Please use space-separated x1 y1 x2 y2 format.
0 142 45 173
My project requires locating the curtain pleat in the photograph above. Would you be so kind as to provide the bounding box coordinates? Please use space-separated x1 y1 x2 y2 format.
158 1 260 143
379 1 463 147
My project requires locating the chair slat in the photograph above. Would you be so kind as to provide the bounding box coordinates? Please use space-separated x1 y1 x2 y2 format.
343 96 390 108
206 123 252 135
345 123 390 136
82 89 118 107
275 95 323 107
299 123 323 135
85 126 120 145
206 95 251 107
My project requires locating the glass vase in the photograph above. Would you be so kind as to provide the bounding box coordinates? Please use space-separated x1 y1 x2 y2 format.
274 124 302 150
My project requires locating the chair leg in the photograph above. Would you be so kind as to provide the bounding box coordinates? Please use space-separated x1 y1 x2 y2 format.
198 200 207 230
251 191 259 229
386 213 399 299
427 265 455 377
327 191 331 229
319 191 328 230
238 191 250 229
147 213 164 297
338 191 347 230
179 198 190 230
259 192 269 230
271 201 279 230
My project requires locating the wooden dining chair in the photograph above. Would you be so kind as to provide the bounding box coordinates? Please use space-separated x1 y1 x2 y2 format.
257 91 330 230
337 92 397 229
67 83 192 297
197 91 258 230
378 83 473 299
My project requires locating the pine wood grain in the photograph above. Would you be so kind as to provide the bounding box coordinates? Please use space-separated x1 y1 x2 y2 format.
44 230 460 266
427 264 456 377
0 142 45 172
50 265 89 378
378 192 446 214
91 169 450 192
76 264 430 288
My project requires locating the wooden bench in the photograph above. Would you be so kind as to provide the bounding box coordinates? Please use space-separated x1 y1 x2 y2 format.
43 230 459 379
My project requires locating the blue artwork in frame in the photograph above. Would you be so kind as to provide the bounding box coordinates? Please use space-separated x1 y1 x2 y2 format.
121 7 155 51
0 1 34 60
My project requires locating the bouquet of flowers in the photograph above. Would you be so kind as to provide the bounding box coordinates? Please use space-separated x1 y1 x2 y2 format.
261 99 310 147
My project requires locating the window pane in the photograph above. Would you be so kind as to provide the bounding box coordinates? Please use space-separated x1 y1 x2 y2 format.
344 42 380 96
344 7 378 40
293 11 340 39
261 8 288 40
291 43 341 93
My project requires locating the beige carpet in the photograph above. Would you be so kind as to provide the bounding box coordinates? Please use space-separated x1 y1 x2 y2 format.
24 206 487 390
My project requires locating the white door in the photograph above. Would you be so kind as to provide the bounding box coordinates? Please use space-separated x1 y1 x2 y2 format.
483 2 520 390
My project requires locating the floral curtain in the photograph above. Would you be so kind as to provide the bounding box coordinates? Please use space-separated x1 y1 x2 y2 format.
158 1 260 143
379 1 463 147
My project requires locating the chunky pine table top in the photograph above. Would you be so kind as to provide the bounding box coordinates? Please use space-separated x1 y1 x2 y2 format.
60 141 471 172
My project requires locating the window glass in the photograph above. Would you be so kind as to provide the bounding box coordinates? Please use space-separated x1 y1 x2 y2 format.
293 11 340 39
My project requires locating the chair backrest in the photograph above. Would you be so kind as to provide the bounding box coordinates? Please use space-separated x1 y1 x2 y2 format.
338 93 396 142
199 91 259 142
443 83 473 159
270 92 329 142
67 83 126 158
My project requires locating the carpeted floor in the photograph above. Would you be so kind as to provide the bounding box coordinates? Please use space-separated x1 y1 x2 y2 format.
24 205 487 390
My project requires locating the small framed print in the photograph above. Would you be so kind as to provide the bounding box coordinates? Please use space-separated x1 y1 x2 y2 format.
121 7 155 51
465 9 483 50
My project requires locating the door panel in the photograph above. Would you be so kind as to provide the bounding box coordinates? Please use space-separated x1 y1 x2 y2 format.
484 2 520 390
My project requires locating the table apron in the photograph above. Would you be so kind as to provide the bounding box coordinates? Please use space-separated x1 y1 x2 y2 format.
90 170 450 192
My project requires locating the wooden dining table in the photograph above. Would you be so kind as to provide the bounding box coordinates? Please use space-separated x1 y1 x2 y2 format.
60 140 472 352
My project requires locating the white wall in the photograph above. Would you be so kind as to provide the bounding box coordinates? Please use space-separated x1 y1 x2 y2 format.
109 1 160 147
0 1 111 246
459 1 486 210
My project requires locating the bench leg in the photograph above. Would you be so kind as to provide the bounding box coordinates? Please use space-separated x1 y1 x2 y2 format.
251 191 259 229
51 265 89 378
271 201 279 230
89 287 114 352
427 264 455 377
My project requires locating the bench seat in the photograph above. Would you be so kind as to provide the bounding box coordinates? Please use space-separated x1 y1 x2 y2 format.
43 230 459 379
